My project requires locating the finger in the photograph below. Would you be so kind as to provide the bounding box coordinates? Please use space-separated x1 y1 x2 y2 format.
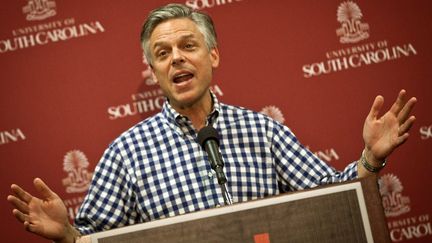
389 89 407 115
17 212 42 234
395 133 410 147
397 97 417 124
368 95 384 119
11 184 33 203
25 222 39 234
399 116 416 136
7 195 30 214
24 221 30 232
12 209 28 223
34 178 57 200
23 221 33 232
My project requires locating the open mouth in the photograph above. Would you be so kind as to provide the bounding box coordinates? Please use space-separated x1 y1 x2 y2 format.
173 72 194 84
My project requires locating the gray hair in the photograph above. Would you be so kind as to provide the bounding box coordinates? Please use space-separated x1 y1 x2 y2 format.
140 3 218 66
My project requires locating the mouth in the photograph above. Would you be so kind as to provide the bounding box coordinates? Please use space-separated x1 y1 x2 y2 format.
173 72 194 84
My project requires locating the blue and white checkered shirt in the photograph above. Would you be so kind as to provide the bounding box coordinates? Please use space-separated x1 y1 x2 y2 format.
75 93 358 234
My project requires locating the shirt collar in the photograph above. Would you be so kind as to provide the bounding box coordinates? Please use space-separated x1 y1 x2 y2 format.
207 91 220 126
161 91 220 133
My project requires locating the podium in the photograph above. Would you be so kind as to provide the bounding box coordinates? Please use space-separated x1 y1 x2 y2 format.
78 175 390 243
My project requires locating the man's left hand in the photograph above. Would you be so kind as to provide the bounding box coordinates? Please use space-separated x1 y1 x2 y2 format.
362 89 417 166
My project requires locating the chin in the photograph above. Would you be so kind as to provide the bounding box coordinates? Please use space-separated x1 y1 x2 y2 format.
171 87 209 107
171 94 197 107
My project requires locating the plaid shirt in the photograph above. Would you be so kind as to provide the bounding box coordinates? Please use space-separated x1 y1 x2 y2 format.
75 93 358 234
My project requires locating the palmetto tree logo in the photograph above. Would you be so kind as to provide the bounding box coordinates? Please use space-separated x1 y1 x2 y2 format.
142 53 157 86
336 1 370 43
379 174 411 217
22 0 57 21
61 150 93 193
260 106 285 124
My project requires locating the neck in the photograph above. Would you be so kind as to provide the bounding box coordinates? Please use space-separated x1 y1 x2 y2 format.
171 92 212 131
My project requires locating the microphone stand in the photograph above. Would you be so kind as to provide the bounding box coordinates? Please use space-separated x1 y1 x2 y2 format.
213 166 233 205
220 182 233 205
197 126 233 206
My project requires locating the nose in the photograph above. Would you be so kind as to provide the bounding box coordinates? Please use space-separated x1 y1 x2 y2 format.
171 48 185 66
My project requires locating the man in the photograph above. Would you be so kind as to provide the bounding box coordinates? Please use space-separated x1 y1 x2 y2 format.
7 3 417 243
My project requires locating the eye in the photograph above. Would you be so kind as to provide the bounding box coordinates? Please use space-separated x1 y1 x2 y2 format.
155 49 170 60
184 43 195 49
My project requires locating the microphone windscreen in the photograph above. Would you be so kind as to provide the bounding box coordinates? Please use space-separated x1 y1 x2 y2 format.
197 126 219 148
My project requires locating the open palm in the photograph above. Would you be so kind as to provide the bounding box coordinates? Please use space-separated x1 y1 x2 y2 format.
8 178 71 241
363 90 417 162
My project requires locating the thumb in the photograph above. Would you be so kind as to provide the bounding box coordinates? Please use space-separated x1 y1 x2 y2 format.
368 95 384 120
33 178 58 200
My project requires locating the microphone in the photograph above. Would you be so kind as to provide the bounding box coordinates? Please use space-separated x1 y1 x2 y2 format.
198 126 233 205
197 126 227 185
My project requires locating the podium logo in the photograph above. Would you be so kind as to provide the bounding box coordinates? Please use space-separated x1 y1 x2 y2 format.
254 233 270 243
62 150 93 193
336 1 370 44
379 174 411 217
23 0 57 21
260 106 285 124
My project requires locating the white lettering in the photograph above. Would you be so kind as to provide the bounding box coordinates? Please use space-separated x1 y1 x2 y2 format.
185 0 242 10
12 20 63 36
326 42 376 59
390 223 432 241
419 214 430 222
377 40 388 48
0 128 26 145
131 89 164 101
420 125 432 140
108 85 223 120
108 97 165 120
210 84 224 96
303 43 417 78
315 149 339 162
63 18 75 26
1 21 105 54
64 196 84 221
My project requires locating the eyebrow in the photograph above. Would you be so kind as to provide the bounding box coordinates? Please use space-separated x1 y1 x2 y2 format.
152 33 197 50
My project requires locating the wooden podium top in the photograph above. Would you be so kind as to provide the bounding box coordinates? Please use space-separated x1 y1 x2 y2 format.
77 175 390 243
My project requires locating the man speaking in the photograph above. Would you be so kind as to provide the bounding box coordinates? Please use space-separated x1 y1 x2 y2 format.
7 3 417 243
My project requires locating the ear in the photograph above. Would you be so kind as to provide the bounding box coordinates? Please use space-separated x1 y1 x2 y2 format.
150 67 159 84
210 47 220 68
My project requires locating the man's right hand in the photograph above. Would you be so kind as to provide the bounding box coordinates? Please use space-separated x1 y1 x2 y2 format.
7 178 79 243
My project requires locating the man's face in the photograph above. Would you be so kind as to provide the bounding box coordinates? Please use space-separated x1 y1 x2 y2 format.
149 18 219 110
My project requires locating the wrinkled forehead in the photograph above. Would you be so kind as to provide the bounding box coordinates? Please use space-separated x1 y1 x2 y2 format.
149 18 203 47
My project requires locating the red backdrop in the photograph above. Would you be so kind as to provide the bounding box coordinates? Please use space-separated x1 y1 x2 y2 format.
1 1 431 242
